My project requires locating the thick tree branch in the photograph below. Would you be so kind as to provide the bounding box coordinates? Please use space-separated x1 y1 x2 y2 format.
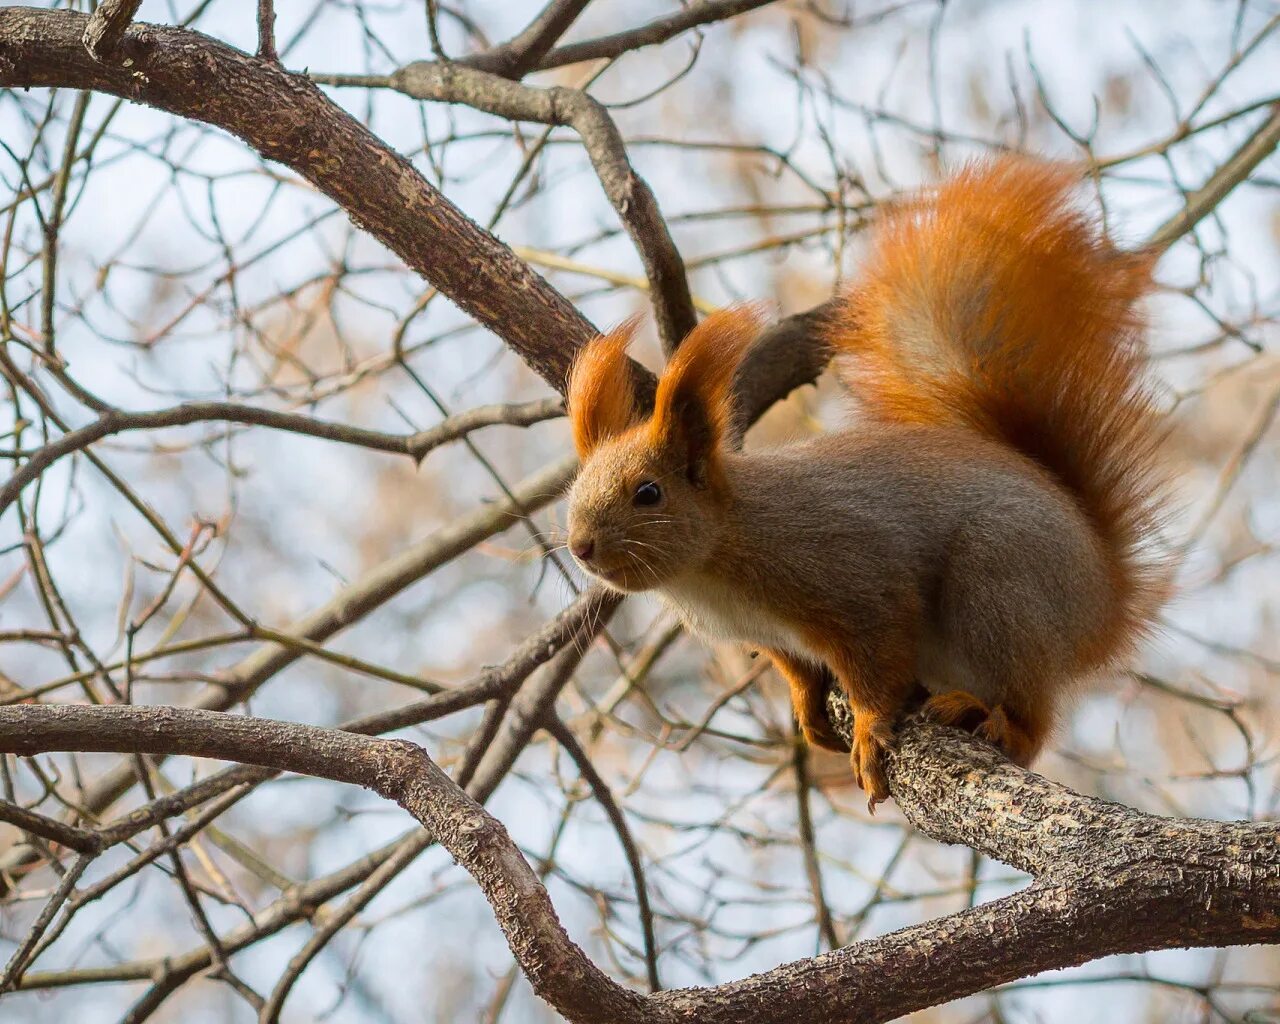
1 706 1275 1022
0 705 649 1020
7 590 612 1000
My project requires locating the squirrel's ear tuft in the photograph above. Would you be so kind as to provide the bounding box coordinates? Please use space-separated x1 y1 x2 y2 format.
652 303 768 489
568 316 644 458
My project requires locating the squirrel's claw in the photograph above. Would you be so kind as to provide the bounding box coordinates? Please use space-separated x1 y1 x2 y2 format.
850 714 892 809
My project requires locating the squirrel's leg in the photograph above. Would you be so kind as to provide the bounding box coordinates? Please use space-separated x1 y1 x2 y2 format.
809 627 918 811
921 691 990 731
977 696 1051 766
922 690 1051 767
766 649 847 753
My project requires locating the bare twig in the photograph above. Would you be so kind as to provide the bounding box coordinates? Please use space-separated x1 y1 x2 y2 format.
256 0 276 63
0 800 99 855
465 0 594 78
1147 102 1280 253
0 396 563 516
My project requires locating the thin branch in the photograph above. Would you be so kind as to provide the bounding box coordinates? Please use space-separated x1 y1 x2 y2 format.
791 730 841 951
1147 101 1280 253
465 0 594 78
0 799 99 855
0 854 92 990
256 0 276 63
258 837 425 1024
0 396 563 517
384 60 697 352
533 0 779 73
311 1 780 85
547 718 661 992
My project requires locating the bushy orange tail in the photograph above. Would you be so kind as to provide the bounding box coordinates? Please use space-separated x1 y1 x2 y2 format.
832 157 1167 665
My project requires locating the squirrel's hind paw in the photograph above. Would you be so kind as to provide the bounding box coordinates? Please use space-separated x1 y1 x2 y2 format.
923 691 1040 766
921 690 991 731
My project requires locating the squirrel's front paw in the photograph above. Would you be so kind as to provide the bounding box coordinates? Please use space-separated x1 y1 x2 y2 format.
850 715 892 812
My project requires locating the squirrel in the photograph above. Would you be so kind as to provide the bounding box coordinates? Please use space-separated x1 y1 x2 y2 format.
564 157 1167 809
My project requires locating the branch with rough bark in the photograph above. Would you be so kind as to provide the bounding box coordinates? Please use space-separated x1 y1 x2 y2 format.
80 0 141 60
0 7 594 390
1 705 1275 1023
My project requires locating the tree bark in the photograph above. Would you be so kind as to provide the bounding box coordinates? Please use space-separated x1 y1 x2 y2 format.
2 705 1275 1024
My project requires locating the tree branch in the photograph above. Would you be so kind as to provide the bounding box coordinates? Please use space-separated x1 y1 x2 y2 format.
1146 101 1280 253
6 8 1280 1021
2 705 1275 1023
311 1 781 85
521 0 779 74
384 59 697 352
255 0 276 63
80 0 141 61
0 705 649 1021
0 396 563 517
464 0 594 79
0 800 100 855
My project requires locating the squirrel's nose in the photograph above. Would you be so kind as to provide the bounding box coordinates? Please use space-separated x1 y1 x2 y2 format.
570 537 595 562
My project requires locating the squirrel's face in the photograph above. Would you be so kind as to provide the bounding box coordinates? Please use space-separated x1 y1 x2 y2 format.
566 437 717 592
564 305 766 592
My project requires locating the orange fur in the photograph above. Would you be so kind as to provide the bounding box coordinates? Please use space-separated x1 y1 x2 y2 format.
649 304 767 488
567 315 643 457
922 691 1047 766
799 584 921 810
767 649 846 753
832 157 1167 672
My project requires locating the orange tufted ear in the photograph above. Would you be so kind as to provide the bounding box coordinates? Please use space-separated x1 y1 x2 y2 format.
651 303 768 489
567 315 645 458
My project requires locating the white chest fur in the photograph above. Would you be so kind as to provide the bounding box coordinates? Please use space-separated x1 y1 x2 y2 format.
659 574 809 656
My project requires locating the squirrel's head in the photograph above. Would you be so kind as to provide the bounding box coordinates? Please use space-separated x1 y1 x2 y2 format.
565 306 765 592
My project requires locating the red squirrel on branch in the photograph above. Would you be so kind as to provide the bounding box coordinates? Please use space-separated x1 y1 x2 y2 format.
565 158 1168 808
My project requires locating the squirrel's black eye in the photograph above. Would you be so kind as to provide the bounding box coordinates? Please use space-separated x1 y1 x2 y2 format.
633 481 662 507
